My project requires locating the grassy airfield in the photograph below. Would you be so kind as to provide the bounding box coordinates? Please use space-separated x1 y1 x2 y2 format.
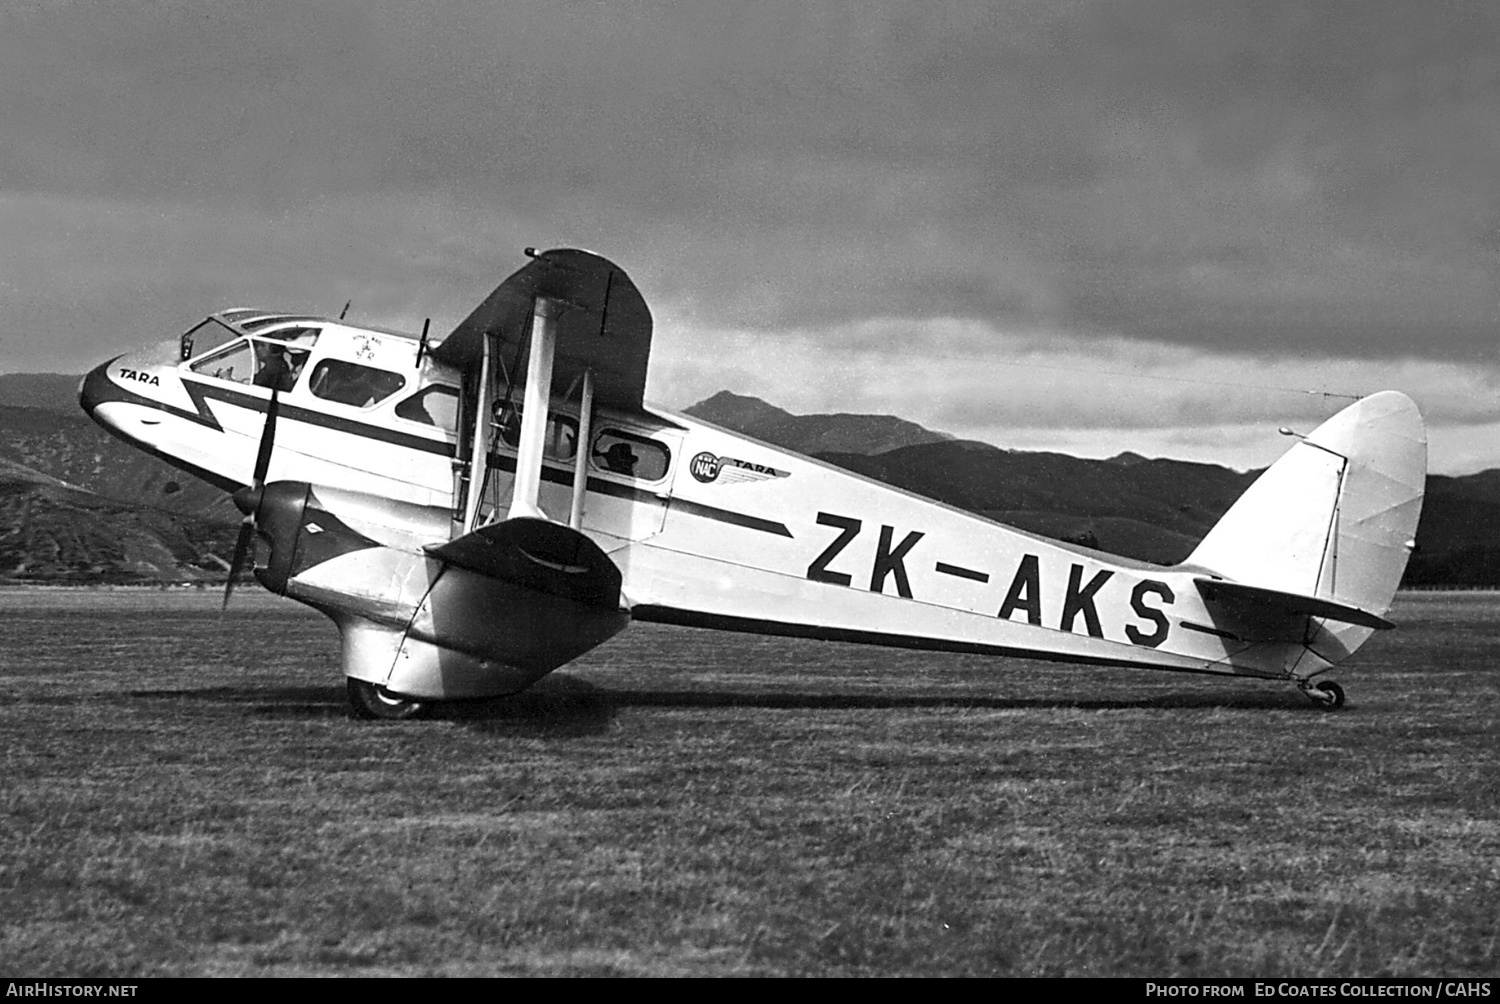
0 588 1495 977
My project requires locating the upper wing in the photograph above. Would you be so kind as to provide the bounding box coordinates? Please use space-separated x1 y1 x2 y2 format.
430 247 653 412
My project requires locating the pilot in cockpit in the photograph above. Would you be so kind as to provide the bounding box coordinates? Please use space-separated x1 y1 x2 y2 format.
253 343 308 393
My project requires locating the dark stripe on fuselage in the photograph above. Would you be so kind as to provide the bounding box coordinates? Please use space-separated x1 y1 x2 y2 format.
668 498 794 537
181 378 454 456
83 364 795 538
487 453 795 538
81 362 455 457
628 604 1226 673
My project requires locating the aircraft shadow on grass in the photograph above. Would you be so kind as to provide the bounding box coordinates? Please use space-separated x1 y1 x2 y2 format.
129 685 347 713
128 674 1311 738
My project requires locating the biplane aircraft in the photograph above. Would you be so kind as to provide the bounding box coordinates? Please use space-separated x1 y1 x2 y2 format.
79 248 1426 718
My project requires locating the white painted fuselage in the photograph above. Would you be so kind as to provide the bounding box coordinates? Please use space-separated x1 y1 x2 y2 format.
81 308 1393 693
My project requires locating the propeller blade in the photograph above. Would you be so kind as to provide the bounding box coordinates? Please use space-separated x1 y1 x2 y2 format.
222 516 256 611
251 389 280 487
222 390 280 611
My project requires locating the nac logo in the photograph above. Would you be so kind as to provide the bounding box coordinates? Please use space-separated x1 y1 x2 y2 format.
690 452 722 483
689 451 789 485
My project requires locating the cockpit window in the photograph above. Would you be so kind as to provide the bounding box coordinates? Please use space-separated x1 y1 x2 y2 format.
187 337 310 392
590 429 671 481
179 319 240 361
189 339 254 383
395 385 460 429
308 359 406 408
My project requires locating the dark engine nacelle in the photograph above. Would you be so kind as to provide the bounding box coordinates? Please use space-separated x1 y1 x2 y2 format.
235 481 382 595
233 481 630 702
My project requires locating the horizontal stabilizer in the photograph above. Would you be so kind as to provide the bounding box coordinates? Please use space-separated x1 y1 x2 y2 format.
426 518 622 609
1194 578 1393 631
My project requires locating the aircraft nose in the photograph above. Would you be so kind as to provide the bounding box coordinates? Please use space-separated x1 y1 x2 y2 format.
77 358 122 418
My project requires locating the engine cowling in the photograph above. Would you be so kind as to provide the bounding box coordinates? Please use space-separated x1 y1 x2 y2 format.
236 480 630 699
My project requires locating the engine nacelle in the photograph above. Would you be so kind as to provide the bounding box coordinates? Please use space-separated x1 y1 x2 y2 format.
242 481 630 699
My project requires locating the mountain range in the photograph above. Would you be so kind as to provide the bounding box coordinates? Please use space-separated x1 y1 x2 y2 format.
0 379 1492 585
686 391 1497 584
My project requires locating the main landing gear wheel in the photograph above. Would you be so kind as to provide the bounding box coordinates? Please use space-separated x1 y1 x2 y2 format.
1302 680 1346 711
347 678 426 720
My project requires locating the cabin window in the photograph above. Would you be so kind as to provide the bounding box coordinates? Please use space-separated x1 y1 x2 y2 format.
179 318 240 362
494 404 579 462
308 359 407 408
590 429 670 481
395 385 460 430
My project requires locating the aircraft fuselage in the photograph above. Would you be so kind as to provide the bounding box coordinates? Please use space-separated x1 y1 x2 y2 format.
79 307 1343 701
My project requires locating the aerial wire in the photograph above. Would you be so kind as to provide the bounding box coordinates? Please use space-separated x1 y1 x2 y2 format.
987 356 1364 404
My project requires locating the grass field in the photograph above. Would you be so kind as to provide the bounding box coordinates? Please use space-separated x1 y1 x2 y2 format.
0 588 1496 977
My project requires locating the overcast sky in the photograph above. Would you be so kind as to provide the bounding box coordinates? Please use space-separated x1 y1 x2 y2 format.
2 1 1496 472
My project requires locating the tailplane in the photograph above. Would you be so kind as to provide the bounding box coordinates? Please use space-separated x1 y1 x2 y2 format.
1182 391 1426 664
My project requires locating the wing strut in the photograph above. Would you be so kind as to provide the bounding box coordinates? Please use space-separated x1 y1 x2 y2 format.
461 331 495 532
569 367 595 529
508 296 559 521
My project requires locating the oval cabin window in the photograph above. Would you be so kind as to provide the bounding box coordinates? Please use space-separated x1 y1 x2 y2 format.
590 429 671 481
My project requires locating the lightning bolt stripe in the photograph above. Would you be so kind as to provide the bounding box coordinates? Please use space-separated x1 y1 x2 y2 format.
82 363 454 456
80 364 793 538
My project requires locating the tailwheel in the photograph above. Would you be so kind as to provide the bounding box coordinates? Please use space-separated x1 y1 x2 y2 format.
347 678 426 720
1301 679 1346 711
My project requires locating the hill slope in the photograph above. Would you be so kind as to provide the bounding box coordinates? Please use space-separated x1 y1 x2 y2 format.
0 457 236 583
685 390 952 456
0 375 240 583
818 441 1255 563
685 390 1499 580
0 406 234 519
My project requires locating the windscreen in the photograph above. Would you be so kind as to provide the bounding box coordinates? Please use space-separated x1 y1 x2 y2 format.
179 319 240 361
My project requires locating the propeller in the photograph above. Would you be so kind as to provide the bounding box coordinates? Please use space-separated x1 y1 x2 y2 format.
223 389 281 610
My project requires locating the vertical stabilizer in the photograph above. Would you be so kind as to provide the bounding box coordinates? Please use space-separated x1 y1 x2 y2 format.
1185 392 1426 628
